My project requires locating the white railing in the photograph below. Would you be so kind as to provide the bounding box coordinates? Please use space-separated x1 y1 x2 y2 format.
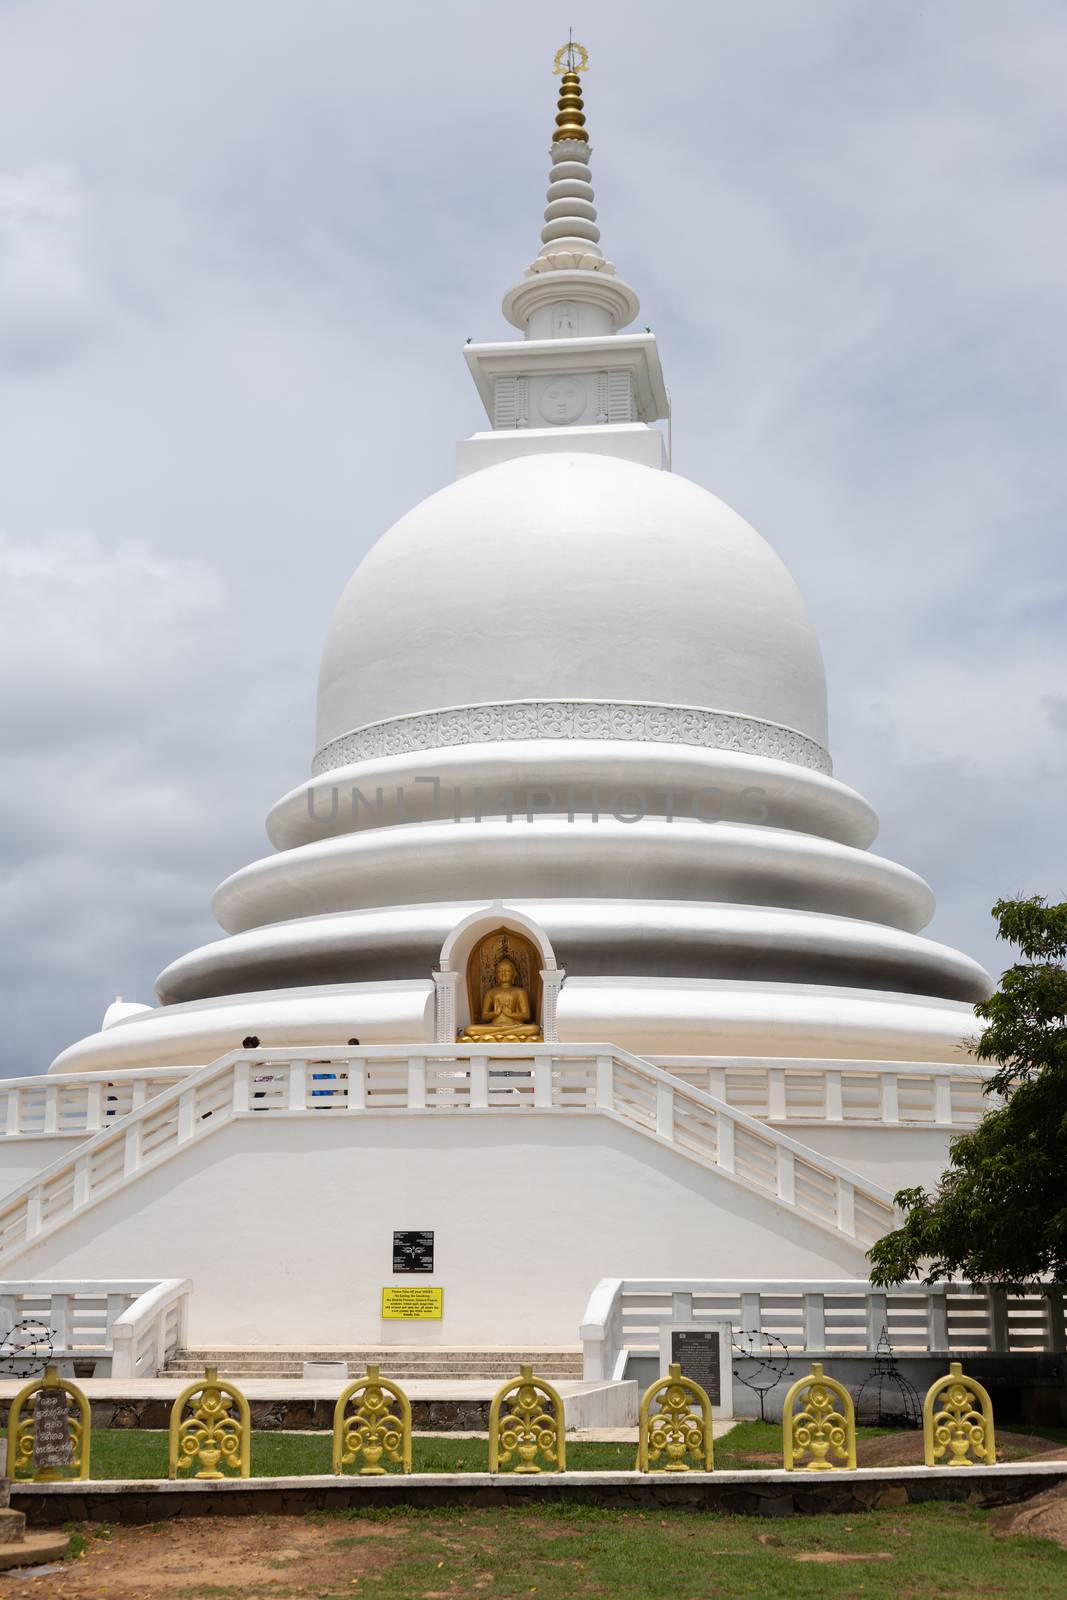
0 1045 898 1268
651 1059 995 1127
0 1069 188 1140
110 1278 191 1379
580 1278 1067 1380
0 1278 177 1367
0 1059 992 1144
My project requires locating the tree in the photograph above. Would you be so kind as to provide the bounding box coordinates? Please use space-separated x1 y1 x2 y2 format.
868 895 1067 1286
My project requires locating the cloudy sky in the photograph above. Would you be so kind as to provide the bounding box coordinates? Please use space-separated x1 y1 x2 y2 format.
1 1 1064 1075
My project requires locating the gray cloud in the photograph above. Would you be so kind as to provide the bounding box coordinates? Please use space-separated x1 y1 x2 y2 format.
0 0 1064 1071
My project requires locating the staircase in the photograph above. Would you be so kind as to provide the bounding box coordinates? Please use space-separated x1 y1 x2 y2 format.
165 1346 585 1381
0 1043 898 1272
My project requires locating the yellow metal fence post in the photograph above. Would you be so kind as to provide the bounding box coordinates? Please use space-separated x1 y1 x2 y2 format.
636 1363 714 1472
6 1364 91 1481
332 1365 412 1474
489 1365 566 1474
782 1361 857 1471
168 1365 251 1479
922 1361 996 1467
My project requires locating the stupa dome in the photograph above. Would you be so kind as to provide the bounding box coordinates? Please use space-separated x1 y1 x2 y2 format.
315 452 829 765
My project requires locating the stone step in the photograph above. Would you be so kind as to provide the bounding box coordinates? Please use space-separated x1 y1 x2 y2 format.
0 1530 71 1571
166 1347 584 1380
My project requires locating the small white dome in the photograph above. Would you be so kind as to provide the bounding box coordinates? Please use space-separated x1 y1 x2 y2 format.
316 453 828 757
101 997 153 1030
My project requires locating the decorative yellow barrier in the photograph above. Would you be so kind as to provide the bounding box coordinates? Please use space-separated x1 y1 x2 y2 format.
7 1364 91 1481
923 1361 996 1467
783 1362 857 1472
489 1365 566 1474
333 1365 412 1475
168 1366 251 1479
636 1363 713 1472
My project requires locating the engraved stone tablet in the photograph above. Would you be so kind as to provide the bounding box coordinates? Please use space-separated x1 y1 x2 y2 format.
32 1389 73 1471
659 1320 734 1418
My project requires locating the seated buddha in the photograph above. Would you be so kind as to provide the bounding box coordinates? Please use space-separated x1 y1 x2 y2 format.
460 958 542 1042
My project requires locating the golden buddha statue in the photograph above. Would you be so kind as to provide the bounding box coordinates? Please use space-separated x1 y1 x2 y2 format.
460 958 542 1042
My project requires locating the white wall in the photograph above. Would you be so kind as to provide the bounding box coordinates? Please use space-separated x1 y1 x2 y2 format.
11 1112 871 1345
0 1138 74 1197
764 1122 952 1190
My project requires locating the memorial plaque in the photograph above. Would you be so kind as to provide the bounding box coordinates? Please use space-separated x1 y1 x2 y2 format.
392 1230 434 1274
659 1321 733 1416
32 1389 73 1472
670 1328 722 1406
381 1286 444 1320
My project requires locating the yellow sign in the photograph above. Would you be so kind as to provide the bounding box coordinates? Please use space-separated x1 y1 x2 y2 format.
381 1286 444 1320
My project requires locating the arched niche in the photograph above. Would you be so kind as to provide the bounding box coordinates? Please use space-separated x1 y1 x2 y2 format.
432 903 563 1044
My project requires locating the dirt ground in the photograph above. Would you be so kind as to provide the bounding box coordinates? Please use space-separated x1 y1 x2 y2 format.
0 1516 403 1599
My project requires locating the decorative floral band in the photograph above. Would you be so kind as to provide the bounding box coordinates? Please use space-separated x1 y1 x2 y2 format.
312 701 832 777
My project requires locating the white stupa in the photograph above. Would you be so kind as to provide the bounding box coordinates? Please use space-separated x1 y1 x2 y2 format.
2 50 993 1351
51 56 988 1079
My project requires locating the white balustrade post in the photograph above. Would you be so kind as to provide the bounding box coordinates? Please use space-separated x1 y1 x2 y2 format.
50 1293 70 1351
106 1292 128 1349
123 1120 142 1177
73 1154 91 1210
881 1074 900 1125
469 1056 489 1110
154 1312 168 1376
717 1114 735 1173
927 1289 949 1351
131 1079 148 1112
43 1084 59 1136
656 1082 674 1140
866 1291 888 1350
776 1147 796 1205
347 1058 366 1111
407 1058 427 1110
176 1089 196 1144
803 1292 826 1349
836 1178 855 1236
85 1081 103 1133
739 1290 762 1335
825 1071 843 1122
25 1189 41 1241
707 1066 726 1102
1045 1288 1067 1352
989 1287 1010 1352
287 1060 308 1112
595 1055 614 1109
768 1068 787 1121
533 1055 553 1109
4 1091 20 1137
671 1290 694 1322
934 1076 953 1125
177 1284 190 1352
232 1059 250 1114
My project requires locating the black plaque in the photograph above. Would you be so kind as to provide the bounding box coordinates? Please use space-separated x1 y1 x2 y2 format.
392 1230 434 1274
33 1388 73 1471
671 1329 721 1406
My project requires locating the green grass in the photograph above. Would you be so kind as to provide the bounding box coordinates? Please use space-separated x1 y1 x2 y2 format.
72 1419 1067 1480
240 1502 1067 1598
78 1421 884 1479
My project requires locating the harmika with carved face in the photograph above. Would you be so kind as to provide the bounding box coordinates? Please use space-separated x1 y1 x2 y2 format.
462 959 541 1040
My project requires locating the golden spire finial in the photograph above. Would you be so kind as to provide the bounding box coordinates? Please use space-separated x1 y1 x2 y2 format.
551 37 590 144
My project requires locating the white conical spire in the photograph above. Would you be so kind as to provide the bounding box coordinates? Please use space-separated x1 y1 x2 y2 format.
502 43 639 338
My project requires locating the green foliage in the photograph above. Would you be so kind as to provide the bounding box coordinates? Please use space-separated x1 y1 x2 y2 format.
869 895 1067 1285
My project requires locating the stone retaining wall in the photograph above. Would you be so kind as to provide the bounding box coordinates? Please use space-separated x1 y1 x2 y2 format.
15 1463 1067 1524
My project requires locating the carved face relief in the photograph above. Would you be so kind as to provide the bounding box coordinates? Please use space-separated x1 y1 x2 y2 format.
538 377 585 425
